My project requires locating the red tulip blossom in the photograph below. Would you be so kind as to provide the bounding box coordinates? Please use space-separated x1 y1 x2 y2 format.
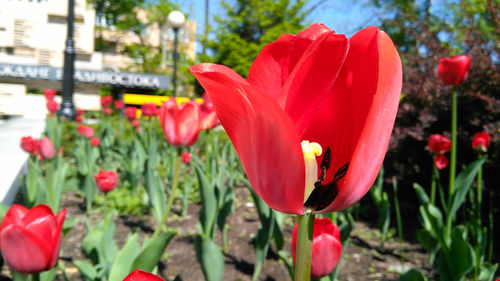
472 132 490 153
46 99 58 114
0 204 66 274
20 136 38 155
434 154 449 170
100 96 113 107
122 269 164 281
77 124 94 139
427 134 451 155
90 137 100 147
141 103 158 117
159 99 201 147
182 152 192 163
114 100 124 109
199 101 219 130
38 137 56 160
104 107 112 115
292 217 342 279
125 106 138 121
43 89 57 100
94 170 118 193
190 24 402 213
77 109 84 116
437 55 471 85
75 115 83 123
132 119 140 128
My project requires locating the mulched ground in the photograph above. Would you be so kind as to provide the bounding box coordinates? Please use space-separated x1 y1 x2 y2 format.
1 186 432 281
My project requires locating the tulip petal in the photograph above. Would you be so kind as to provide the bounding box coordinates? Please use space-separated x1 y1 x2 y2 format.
303 26 402 212
1 225 51 273
280 31 348 136
190 63 305 214
48 208 66 269
310 233 342 279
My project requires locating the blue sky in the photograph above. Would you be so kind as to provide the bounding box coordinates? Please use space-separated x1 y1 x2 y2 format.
171 0 379 47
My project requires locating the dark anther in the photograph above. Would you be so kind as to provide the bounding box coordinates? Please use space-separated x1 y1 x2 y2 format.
304 147 350 212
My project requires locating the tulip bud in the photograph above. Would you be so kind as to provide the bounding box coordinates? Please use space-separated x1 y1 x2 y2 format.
90 137 100 147
427 134 451 155
77 124 94 139
46 99 59 114
20 136 38 155
100 96 113 107
437 55 471 85
159 99 201 147
104 107 112 115
182 152 191 163
38 137 56 160
43 89 57 100
472 132 490 153
292 217 342 279
0 204 66 274
122 269 164 281
434 154 449 170
94 170 119 193
125 107 138 121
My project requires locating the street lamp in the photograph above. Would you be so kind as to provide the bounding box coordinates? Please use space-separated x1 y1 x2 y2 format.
58 0 77 120
167 10 185 97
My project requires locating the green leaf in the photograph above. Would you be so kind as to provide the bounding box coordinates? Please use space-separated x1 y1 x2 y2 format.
398 269 427 281
416 229 439 253
194 235 224 281
82 228 104 264
478 263 498 281
108 233 141 281
74 260 98 281
62 217 79 236
440 227 474 281
0 202 8 221
132 230 176 272
449 158 486 217
413 183 430 205
194 162 217 238
40 267 57 281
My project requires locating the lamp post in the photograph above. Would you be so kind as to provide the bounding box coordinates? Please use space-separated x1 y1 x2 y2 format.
167 10 185 97
58 0 77 120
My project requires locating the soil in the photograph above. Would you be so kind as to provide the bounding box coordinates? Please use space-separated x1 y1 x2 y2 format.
0 186 432 281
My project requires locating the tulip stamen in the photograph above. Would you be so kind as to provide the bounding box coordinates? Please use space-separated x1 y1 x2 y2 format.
303 146 349 212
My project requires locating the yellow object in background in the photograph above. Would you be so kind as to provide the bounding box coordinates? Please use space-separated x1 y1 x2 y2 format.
123 93 203 106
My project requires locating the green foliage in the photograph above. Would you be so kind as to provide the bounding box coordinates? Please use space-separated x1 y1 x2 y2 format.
206 0 309 77
93 185 148 216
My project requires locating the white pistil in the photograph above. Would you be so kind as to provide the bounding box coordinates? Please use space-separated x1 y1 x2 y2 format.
301 140 322 203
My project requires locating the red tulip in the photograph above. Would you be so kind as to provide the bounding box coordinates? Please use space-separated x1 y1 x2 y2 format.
437 55 471 85
76 109 84 116
43 89 57 100
90 137 100 147
46 99 58 114
141 103 158 117
38 137 56 160
199 101 219 130
427 134 451 155
132 119 140 128
472 132 490 153
122 269 164 281
0 204 66 274
125 107 138 121
292 217 342 279
20 136 38 154
75 115 83 123
182 152 191 163
159 99 201 147
94 170 118 193
101 96 113 107
434 154 449 170
114 100 124 109
77 124 94 139
190 24 402 213
104 107 112 115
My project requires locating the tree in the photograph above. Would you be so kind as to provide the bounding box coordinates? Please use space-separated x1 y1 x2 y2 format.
205 0 311 77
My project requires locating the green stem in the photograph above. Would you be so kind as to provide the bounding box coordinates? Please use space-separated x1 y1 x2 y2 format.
392 177 404 267
476 164 482 227
152 155 181 239
448 86 457 201
31 274 40 281
430 166 437 206
446 86 458 240
294 214 315 281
